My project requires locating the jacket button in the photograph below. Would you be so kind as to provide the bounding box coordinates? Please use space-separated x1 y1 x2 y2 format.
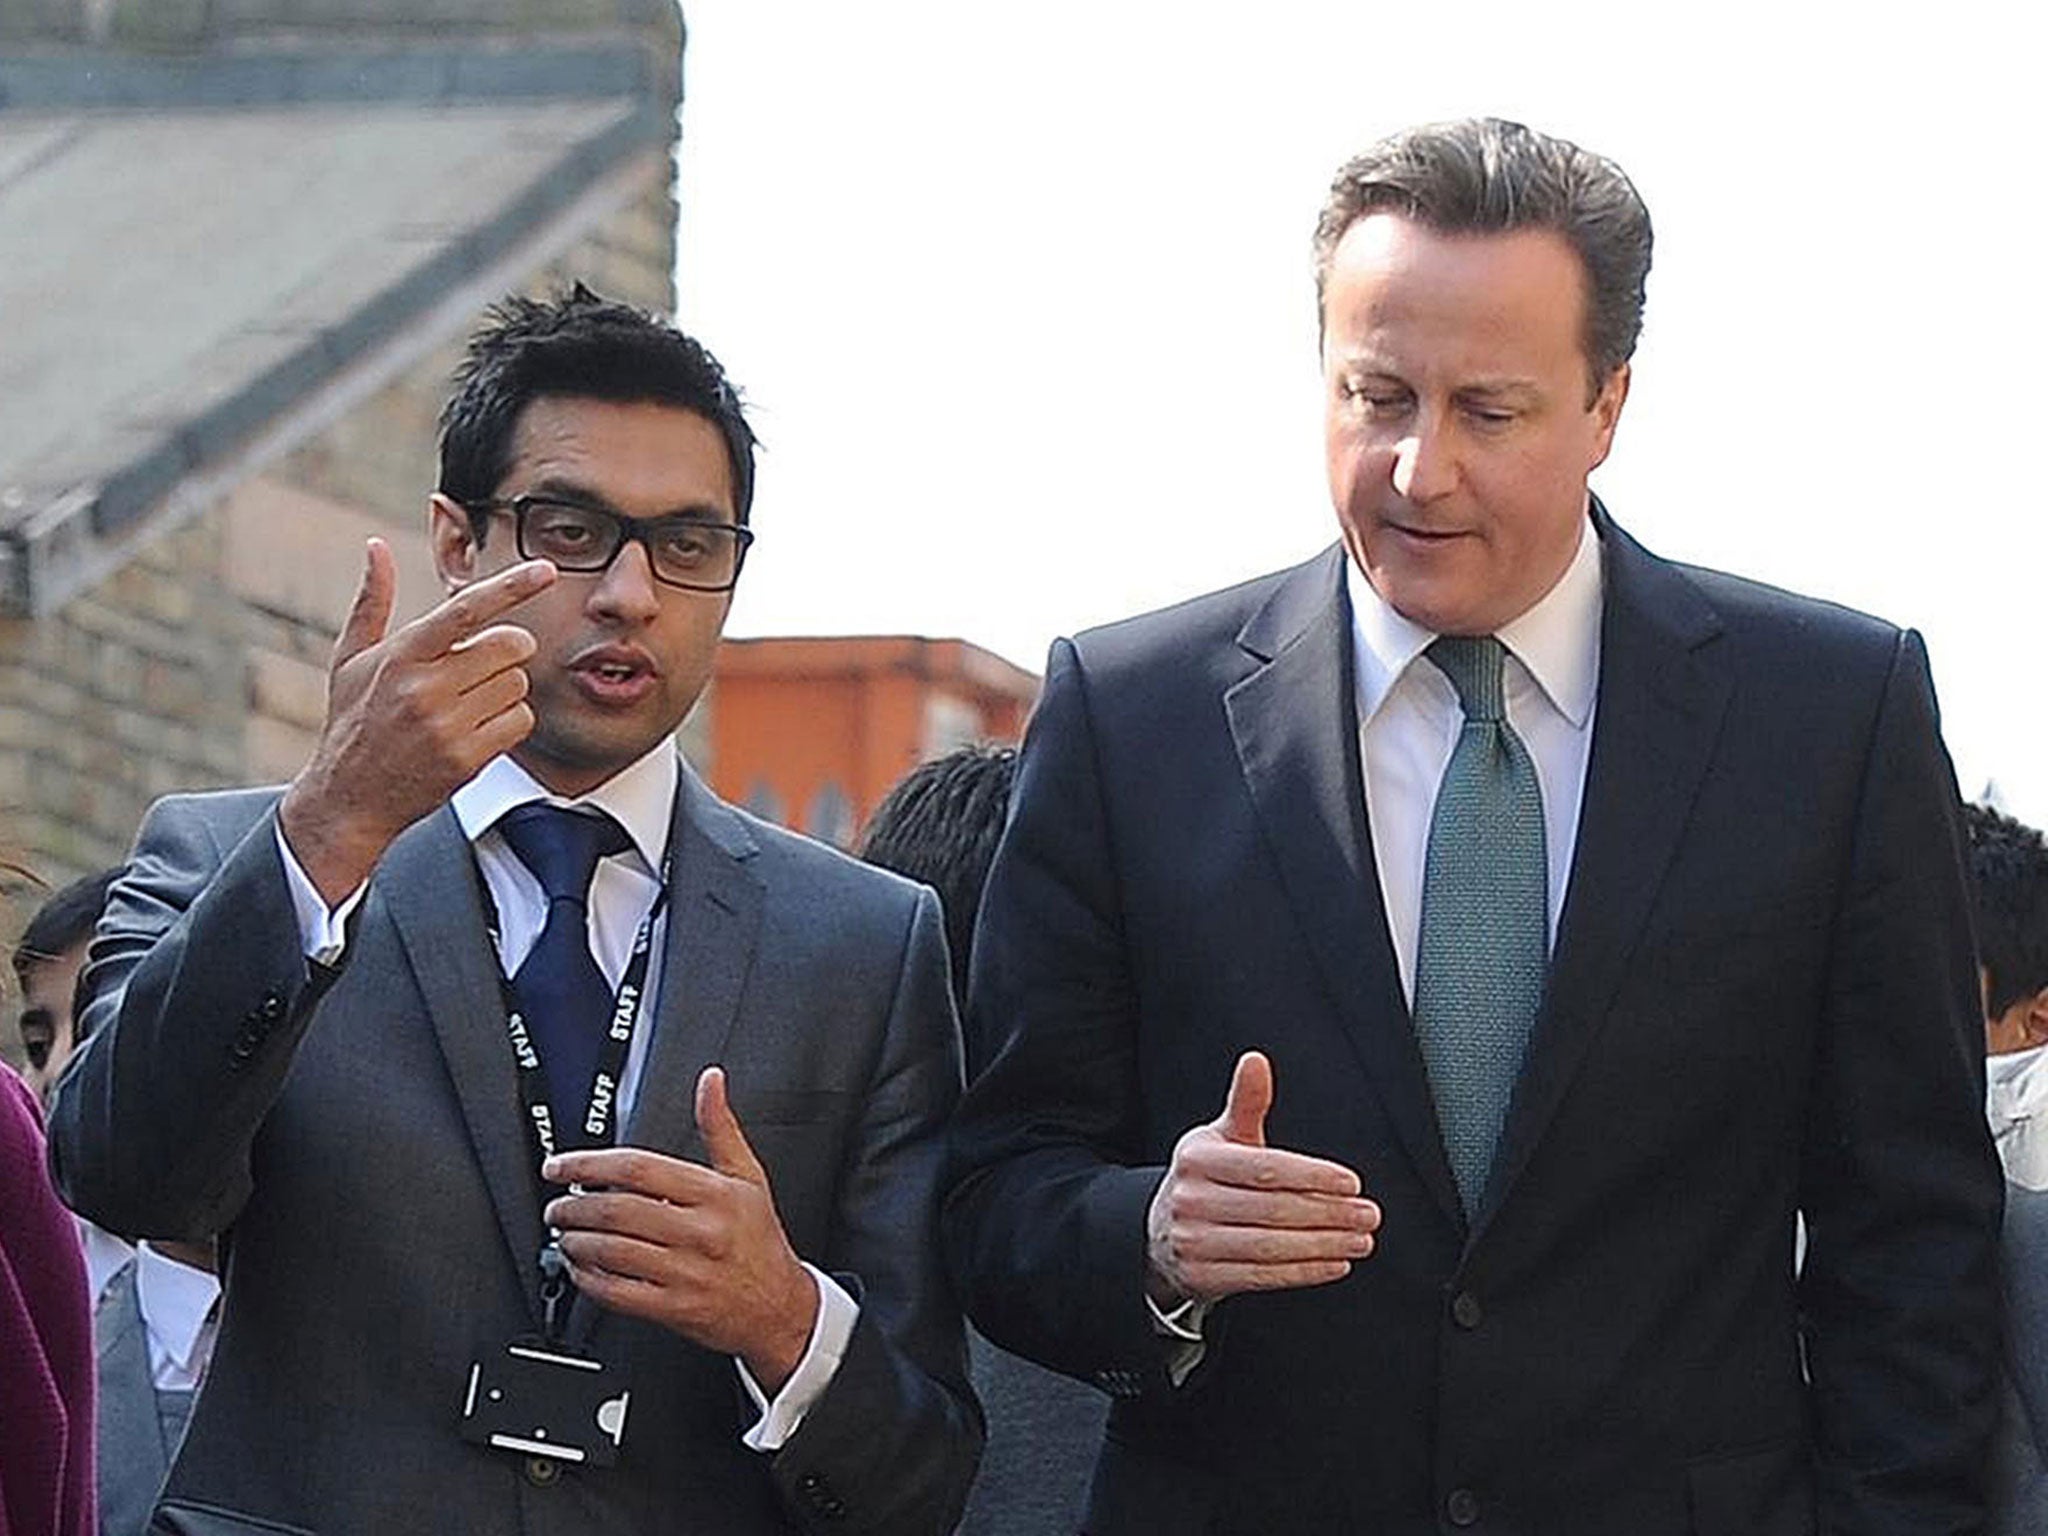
1450 1291 1482 1330
523 1455 560 1487
259 991 286 1021
1446 1487 1479 1526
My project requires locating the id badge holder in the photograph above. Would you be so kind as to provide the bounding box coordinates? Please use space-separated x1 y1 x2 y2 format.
459 1339 631 1468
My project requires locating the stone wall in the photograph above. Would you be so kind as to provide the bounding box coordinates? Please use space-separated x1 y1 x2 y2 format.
0 149 680 1060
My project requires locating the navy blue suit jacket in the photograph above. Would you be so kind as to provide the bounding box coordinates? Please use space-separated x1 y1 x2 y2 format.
946 514 2001 1535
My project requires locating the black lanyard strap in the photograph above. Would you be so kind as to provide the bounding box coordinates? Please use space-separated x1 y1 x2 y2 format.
478 874 669 1167
469 794 679 1342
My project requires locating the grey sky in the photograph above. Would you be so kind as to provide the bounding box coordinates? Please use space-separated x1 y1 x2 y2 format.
677 0 2047 819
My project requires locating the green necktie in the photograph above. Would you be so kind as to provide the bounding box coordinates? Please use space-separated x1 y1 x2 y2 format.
1410 635 1549 1216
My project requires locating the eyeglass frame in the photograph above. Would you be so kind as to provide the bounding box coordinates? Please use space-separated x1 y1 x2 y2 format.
464 493 756 593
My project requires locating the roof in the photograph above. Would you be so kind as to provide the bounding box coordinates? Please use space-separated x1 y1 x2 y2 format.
717 635 1042 701
0 36 674 613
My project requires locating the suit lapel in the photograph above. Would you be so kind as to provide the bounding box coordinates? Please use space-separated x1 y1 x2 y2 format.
567 766 764 1348
381 807 549 1326
1472 513 1732 1239
1225 546 1464 1225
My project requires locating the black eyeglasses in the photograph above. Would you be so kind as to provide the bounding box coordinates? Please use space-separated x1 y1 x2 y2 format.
469 495 755 592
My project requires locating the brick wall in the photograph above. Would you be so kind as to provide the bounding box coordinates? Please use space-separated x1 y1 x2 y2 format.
0 152 680 1061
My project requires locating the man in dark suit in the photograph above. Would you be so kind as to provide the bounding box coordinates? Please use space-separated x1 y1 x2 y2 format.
944 118 2001 1534
50 288 978 1535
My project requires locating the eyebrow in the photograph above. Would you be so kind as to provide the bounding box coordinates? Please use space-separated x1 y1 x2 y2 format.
519 476 735 524
1454 379 1543 403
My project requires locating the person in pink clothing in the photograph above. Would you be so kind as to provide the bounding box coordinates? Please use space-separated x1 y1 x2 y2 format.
0 1061 94 1536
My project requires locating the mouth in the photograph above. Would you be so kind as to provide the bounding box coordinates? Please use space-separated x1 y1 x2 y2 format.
567 645 659 704
1383 521 1469 547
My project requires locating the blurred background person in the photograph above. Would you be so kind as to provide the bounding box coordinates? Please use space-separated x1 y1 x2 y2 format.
13 869 219 1536
859 746 1106 1536
2 860 96 1536
1965 801 2048 1533
13 871 119 1111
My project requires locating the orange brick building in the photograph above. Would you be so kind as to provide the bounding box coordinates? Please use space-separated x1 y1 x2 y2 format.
705 636 1039 847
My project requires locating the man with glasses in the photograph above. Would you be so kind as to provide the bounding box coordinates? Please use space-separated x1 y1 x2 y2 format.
50 287 980 1536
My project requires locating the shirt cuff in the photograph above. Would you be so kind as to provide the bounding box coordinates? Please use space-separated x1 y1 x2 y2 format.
737 1264 856 1451
1146 1290 1211 1387
274 823 366 966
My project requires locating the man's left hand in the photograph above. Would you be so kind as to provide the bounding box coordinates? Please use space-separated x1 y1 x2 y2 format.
543 1067 818 1393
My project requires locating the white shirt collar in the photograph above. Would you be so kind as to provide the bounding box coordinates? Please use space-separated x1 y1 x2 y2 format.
133 1242 220 1376
1346 513 1604 729
451 742 679 877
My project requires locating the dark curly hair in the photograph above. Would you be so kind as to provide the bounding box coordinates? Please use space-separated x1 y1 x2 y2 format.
437 283 759 537
857 746 1018 1008
1963 801 2048 1018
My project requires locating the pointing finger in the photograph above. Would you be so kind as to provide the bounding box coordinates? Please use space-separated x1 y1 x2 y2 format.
407 558 556 655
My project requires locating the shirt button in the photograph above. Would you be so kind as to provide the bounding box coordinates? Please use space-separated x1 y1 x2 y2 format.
523 1455 561 1487
1446 1487 1480 1526
1450 1291 1482 1330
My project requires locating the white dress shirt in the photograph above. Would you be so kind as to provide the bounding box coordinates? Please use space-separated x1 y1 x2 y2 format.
276 742 855 1449
1989 1042 2048 1192
1346 517 1604 999
134 1241 221 1391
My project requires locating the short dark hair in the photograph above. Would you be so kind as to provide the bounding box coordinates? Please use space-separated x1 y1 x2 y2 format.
1964 802 2048 1017
438 283 759 537
1313 117 1652 397
11 868 120 983
857 746 1018 1008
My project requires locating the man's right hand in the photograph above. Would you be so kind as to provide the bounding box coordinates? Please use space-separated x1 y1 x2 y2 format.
1146 1050 1380 1305
279 538 556 904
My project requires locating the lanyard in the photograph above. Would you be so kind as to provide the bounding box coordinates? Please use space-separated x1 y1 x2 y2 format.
472 837 670 1341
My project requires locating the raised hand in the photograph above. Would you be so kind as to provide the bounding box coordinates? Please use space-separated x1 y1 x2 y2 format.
543 1067 819 1392
279 538 555 902
1146 1050 1380 1304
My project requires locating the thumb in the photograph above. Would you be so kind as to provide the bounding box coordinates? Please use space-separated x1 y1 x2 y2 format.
1218 1050 1272 1147
695 1066 768 1185
333 538 396 669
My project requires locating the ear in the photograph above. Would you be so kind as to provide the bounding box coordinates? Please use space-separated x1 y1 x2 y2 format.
2023 986 2048 1050
1586 362 1631 471
428 493 481 592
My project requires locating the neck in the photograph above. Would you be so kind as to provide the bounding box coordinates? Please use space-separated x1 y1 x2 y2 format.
510 746 622 800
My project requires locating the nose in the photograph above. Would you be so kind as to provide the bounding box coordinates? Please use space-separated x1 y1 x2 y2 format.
587 537 662 624
1390 411 1458 503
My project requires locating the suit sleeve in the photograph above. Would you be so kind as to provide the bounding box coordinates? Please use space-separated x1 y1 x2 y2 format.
1797 629 2003 1534
942 638 1172 1391
767 884 984 1535
47 794 341 1241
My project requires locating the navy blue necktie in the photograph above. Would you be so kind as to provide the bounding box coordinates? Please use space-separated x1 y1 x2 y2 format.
497 804 633 1135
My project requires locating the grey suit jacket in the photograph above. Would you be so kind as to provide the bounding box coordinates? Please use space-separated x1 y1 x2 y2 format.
50 766 979 1536
94 1262 193 1536
1993 1182 2048 1534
